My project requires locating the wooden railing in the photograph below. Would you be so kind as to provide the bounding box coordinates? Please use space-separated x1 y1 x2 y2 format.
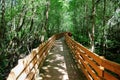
7 33 64 80
65 32 120 80
7 32 120 80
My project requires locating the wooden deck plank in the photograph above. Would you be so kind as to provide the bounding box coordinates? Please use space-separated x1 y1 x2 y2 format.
39 39 87 80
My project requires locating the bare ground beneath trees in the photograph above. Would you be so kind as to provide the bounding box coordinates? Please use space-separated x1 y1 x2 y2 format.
38 38 87 80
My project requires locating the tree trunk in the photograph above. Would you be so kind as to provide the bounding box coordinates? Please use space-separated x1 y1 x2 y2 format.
91 0 95 52
16 5 26 32
42 0 50 38
0 0 5 40
103 0 106 26
30 1 35 31
44 0 50 31
103 0 107 55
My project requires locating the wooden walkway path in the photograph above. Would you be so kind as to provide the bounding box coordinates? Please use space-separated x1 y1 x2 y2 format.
7 32 120 80
39 39 86 80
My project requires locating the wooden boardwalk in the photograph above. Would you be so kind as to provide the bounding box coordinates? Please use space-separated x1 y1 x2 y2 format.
7 32 120 80
39 39 86 80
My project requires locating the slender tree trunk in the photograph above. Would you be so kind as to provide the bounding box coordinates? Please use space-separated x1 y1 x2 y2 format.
103 0 107 55
85 3 90 46
11 0 16 31
103 0 106 26
16 5 27 32
72 0 79 40
30 1 34 31
44 0 50 31
91 0 95 52
0 0 5 40
42 0 50 37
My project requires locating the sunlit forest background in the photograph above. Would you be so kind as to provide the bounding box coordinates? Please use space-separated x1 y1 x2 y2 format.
0 0 120 79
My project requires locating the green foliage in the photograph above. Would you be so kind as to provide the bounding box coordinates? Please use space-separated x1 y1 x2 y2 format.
0 0 120 79
0 0 47 79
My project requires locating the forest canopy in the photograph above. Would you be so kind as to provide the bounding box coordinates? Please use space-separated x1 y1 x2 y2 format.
0 0 120 79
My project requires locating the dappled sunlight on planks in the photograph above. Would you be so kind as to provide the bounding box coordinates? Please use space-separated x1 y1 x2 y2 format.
39 40 70 80
39 39 86 80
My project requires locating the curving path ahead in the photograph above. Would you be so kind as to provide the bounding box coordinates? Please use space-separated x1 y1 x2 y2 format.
39 38 87 80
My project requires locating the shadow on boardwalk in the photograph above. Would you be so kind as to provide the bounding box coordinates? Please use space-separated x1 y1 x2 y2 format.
39 38 87 80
